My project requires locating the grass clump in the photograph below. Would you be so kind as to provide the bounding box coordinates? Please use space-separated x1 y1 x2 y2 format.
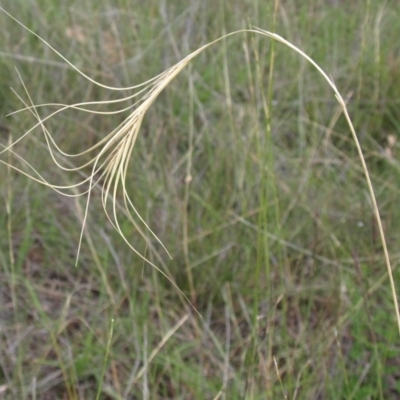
1 1 400 398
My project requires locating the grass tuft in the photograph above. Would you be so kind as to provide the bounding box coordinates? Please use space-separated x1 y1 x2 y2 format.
1 1 400 398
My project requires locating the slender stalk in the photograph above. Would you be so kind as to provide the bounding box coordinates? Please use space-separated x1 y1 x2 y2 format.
182 64 196 304
96 318 115 400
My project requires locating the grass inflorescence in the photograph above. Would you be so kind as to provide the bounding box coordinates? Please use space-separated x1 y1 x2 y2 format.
1 1 400 398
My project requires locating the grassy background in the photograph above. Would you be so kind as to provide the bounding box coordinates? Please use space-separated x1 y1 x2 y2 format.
1 0 400 398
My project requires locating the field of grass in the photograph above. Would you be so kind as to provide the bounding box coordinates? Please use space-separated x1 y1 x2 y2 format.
1 0 400 398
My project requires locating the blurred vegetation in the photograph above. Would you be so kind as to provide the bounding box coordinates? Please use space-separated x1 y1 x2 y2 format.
1 0 400 398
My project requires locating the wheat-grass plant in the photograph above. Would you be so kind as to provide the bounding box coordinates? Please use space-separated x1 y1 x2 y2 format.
2 4 400 397
0 6 399 337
